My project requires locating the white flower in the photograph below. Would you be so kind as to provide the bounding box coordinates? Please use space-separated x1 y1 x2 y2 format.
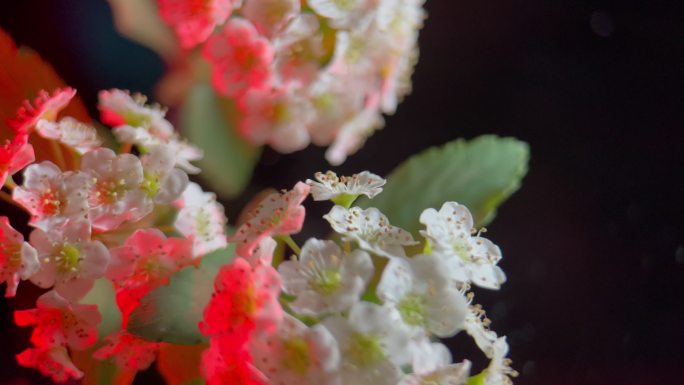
420 202 506 289
324 205 416 258
242 0 300 36
80 148 147 231
13 161 90 231
483 337 516 385
307 171 385 204
273 14 326 87
239 87 315 153
100 89 203 174
35 117 101 154
308 0 376 29
376 254 468 337
306 73 366 147
174 182 228 257
140 145 189 205
0 217 39 297
322 302 410 385
251 314 340 385
325 107 384 166
29 219 109 301
99 89 174 140
463 304 499 356
279 238 373 316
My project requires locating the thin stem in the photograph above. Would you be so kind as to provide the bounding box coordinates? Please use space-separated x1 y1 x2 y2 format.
0 189 24 211
279 235 301 255
4 176 16 191
49 140 68 170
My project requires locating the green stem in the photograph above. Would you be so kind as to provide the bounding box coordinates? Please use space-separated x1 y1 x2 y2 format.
279 235 301 255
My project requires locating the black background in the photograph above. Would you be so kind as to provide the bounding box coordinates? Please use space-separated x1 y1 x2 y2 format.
1 0 683 384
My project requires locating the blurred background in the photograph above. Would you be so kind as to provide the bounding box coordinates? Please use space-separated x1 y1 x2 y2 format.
1 0 683 384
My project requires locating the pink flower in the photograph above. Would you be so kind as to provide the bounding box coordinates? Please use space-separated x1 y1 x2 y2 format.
0 133 35 187
35 117 102 155
238 87 314 153
199 257 281 339
140 145 189 205
0 216 39 297
158 0 236 49
13 161 90 231
16 346 84 383
229 181 309 257
203 18 274 97
93 330 159 371
29 219 110 301
174 182 228 257
79 148 148 231
202 335 269 385
98 89 174 140
14 290 101 350
8 88 76 133
107 229 193 321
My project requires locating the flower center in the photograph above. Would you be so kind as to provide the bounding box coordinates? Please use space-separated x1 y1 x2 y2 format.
195 210 212 240
346 332 384 367
56 244 81 274
451 237 472 263
397 293 427 327
141 172 160 198
281 337 310 374
333 0 356 10
39 188 61 216
310 269 342 295
1 243 22 269
94 178 127 205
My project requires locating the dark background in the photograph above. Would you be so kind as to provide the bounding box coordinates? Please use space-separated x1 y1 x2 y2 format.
1 0 683 384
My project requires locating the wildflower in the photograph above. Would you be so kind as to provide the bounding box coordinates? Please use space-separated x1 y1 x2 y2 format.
29 219 110 301
0 133 34 188
202 335 269 385
376 254 468 337
273 14 325 86
0 216 39 297
80 148 147 231
199 257 282 338
203 18 274 97
324 205 416 258
35 117 101 154
420 202 506 289
140 145 189 205
174 182 228 257
251 314 341 385
13 161 90 231
98 89 174 140
107 229 193 319
14 290 101 350
93 330 159 371
482 337 517 385
306 170 385 204
325 106 384 166
242 0 300 37
322 302 410 385
308 0 376 29
238 87 314 153
158 0 236 49
15 346 84 383
279 238 373 316
8 88 76 133
229 182 309 257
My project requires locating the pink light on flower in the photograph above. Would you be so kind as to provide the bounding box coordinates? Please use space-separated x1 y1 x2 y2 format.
203 17 274 97
15 346 84 383
199 257 281 339
0 133 34 187
229 181 309 257
14 290 101 350
94 330 159 371
158 0 236 49
8 88 76 133
0 216 39 297
202 335 269 385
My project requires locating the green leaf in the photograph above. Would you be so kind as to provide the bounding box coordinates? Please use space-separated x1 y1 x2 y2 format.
361 135 529 235
127 245 234 344
80 278 121 339
181 83 261 198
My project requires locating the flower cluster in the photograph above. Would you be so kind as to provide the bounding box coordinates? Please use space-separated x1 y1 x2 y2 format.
1 87 228 382
157 0 426 164
199 170 517 385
